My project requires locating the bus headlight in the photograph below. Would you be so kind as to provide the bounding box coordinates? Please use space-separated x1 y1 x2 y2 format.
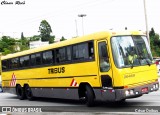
125 89 134 96
155 84 159 89
152 83 159 90
153 84 156 89
125 90 129 96
130 89 134 95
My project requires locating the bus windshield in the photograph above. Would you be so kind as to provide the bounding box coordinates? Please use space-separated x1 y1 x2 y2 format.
111 35 153 68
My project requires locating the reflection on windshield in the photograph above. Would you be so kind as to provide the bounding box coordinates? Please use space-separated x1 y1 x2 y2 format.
111 35 153 68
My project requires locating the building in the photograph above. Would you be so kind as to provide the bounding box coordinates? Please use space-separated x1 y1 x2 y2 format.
29 40 49 49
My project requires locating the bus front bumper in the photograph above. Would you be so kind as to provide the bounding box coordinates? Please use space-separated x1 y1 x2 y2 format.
100 81 159 101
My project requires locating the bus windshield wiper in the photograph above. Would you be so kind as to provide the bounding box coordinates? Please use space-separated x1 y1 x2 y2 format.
145 58 151 66
130 62 134 69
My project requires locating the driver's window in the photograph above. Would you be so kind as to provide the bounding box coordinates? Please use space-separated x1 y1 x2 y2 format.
98 42 110 72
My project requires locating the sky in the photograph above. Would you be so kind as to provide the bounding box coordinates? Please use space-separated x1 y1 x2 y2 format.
0 0 159 39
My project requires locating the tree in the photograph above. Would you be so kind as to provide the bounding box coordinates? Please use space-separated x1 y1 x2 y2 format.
21 32 27 45
149 28 155 37
0 36 17 55
60 36 66 41
20 32 29 51
149 28 160 57
21 32 24 40
39 20 52 42
49 35 55 44
3 48 11 55
30 35 41 41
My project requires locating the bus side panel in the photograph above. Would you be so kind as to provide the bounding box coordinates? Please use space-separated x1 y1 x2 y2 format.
31 87 79 100
2 62 99 87
2 61 102 100
2 87 16 95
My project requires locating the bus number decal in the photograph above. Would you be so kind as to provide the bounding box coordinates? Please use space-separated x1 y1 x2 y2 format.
124 74 135 78
48 67 65 74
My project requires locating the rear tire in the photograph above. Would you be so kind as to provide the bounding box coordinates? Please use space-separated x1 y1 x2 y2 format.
25 85 34 100
85 85 95 107
16 85 25 100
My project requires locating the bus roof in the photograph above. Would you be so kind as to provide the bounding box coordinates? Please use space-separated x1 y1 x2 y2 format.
1 30 145 60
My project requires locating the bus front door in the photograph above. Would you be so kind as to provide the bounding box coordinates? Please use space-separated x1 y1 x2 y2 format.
97 40 115 101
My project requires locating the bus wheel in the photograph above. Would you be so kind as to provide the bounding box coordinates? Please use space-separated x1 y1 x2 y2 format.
16 85 25 100
85 85 95 107
25 85 34 100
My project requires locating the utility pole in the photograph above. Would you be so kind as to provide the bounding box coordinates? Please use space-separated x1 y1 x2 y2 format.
78 14 87 36
75 20 78 37
143 0 150 46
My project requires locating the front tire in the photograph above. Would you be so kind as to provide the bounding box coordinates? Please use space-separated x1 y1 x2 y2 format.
25 85 34 100
85 85 95 107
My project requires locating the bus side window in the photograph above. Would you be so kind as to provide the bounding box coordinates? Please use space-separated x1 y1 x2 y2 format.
42 50 53 64
31 54 36 66
88 41 94 59
56 49 60 63
72 43 89 60
66 46 72 61
11 58 19 69
52 50 55 64
36 53 42 65
73 45 78 60
31 53 42 66
20 55 30 67
2 60 8 71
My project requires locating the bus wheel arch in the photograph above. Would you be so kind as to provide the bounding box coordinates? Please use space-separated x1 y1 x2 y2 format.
16 84 25 100
78 83 95 107
24 84 34 100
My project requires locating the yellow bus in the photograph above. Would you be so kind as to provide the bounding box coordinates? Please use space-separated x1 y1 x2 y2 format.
1 30 159 106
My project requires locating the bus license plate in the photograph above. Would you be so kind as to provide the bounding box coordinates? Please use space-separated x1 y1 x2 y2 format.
141 87 148 93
